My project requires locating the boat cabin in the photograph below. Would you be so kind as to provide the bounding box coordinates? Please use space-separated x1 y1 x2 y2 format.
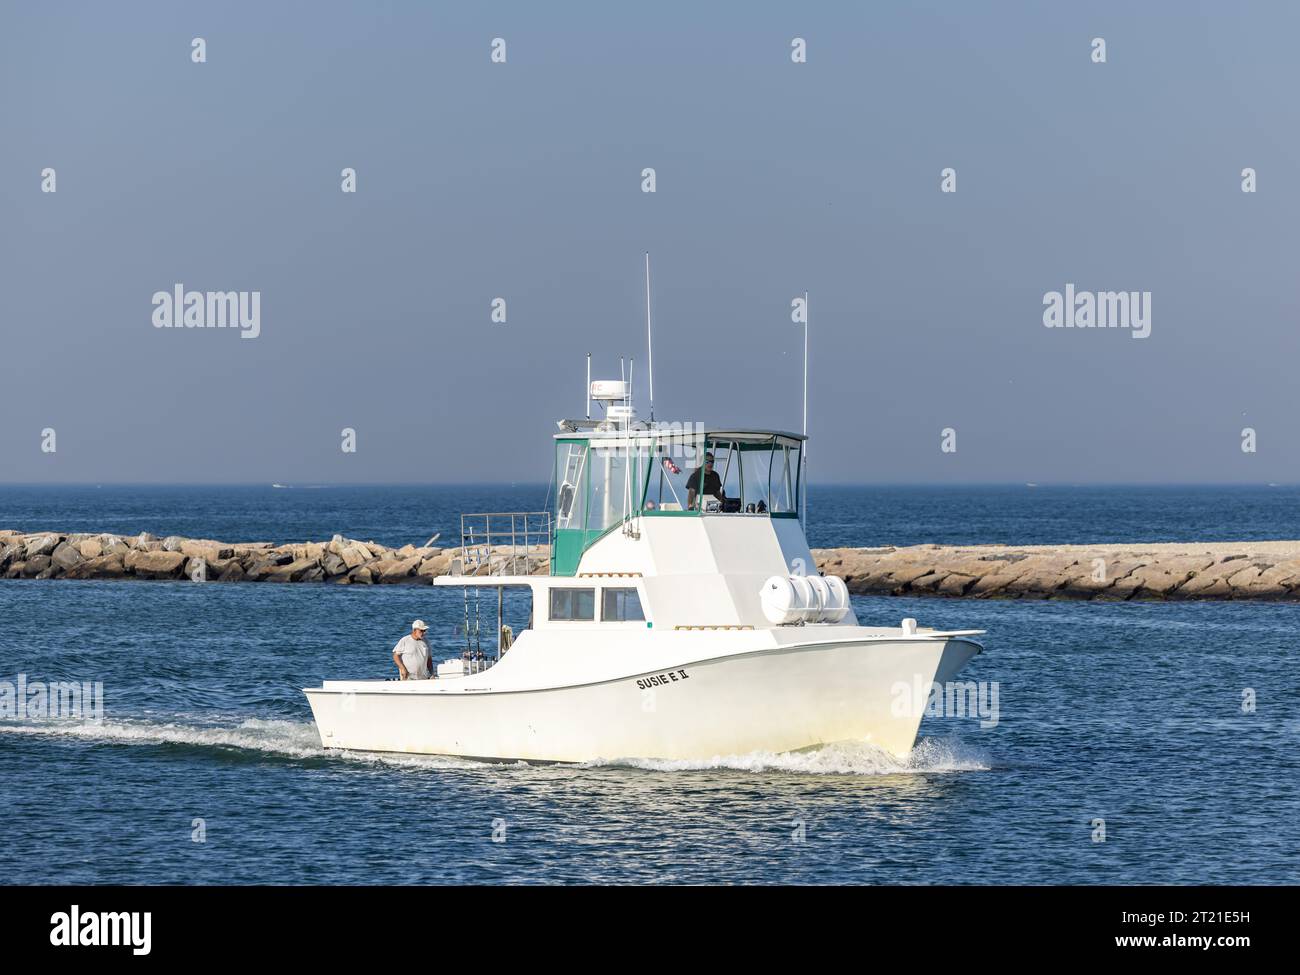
435 419 833 657
550 422 804 575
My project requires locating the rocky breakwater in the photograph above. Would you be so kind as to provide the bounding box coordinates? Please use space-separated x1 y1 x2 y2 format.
0 530 547 585
816 540 1300 601
6 529 1300 601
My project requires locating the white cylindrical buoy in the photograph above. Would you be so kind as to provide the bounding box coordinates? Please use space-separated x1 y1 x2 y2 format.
806 575 831 621
760 575 799 625
760 573 852 624
821 575 850 623
789 574 817 622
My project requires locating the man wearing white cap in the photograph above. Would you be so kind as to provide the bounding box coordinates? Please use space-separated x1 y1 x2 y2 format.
392 620 432 680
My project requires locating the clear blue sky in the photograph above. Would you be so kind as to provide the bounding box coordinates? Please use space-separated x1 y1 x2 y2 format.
2 1 1297 484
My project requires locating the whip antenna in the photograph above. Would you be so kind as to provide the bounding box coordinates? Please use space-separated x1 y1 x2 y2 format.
645 252 655 422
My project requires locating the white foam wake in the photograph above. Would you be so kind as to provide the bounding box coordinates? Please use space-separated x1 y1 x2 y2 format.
0 717 484 770
0 719 990 776
589 736 991 775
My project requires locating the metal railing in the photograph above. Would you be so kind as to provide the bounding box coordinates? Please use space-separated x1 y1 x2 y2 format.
455 512 552 576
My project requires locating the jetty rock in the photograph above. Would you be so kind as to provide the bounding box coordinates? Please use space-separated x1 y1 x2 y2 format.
0 529 462 587
817 541 1300 601
3 528 1300 601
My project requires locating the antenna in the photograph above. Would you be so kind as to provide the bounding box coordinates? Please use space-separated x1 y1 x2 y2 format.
586 353 591 420
620 356 625 383
802 291 809 529
802 291 809 437
629 357 635 410
645 252 655 422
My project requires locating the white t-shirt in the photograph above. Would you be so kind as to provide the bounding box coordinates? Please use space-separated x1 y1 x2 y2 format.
393 634 431 679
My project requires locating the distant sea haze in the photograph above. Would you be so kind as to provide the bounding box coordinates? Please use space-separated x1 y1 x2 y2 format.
0 484 1295 549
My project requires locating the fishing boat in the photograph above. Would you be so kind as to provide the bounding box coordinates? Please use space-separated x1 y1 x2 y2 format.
304 401 983 761
304 261 984 762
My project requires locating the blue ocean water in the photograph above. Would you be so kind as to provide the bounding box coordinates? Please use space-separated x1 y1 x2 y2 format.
4 482 1300 549
1 485 1297 884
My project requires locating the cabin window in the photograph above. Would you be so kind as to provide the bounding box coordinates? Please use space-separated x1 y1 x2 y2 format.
769 443 800 513
601 587 644 622
587 444 635 533
555 441 589 530
646 434 706 512
699 436 801 515
549 587 595 621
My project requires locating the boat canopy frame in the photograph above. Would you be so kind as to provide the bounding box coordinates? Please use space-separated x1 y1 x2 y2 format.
549 425 804 575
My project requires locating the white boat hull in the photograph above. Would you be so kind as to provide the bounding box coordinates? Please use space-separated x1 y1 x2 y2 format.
305 636 981 763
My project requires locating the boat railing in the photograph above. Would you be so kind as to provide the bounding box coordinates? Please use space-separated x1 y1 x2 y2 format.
454 512 552 576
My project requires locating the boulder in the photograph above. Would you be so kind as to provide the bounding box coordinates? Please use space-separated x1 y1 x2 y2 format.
1179 557 1253 598
50 542 85 573
181 540 234 561
217 562 246 583
65 555 127 580
21 555 52 577
377 556 420 582
1260 560 1300 591
161 535 186 552
125 550 187 578
1011 555 1080 596
417 553 453 577
1127 556 1216 598
842 559 894 593
1056 556 1142 598
967 565 1032 597
340 545 371 570
322 553 347 577
266 558 320 583
937 573 978 596
1225 562 1288 599
0 542 24 569
25 534 61 559
908 571 949 593
244 562 278 582
348 566 374 585
78 538 104 559
885 563 940 587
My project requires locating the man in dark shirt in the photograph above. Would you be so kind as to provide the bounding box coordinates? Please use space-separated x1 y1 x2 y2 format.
686 453 725 509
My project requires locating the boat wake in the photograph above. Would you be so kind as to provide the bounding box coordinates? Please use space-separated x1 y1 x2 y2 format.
0 717 486 770
0 718 990 776
589 736 991 775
